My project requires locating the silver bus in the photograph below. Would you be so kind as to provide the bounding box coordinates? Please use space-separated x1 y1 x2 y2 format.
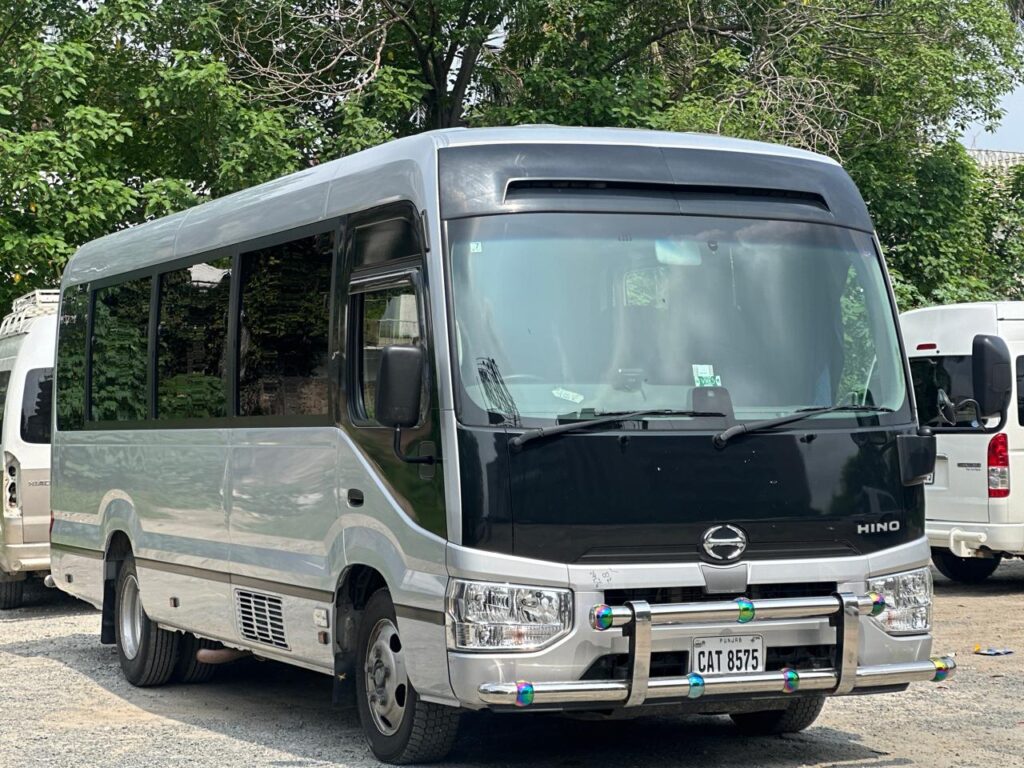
51 127 1004 763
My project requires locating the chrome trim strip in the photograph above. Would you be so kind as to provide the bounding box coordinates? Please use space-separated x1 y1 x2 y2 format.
395 603 446 626
49 542 103 560
624 600 651 707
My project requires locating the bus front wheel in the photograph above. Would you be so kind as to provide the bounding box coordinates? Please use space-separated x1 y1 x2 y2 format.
115 553 180 686
355 588 460 764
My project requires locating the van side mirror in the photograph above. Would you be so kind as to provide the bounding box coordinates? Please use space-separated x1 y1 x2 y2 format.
374 345 434 464
972 334 1012 421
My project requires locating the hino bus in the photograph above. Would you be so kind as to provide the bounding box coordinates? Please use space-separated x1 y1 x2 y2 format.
0 289 58 609
50 127 1005 763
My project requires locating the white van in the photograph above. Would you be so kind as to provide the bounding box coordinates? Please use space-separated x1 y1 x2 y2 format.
0 289 58 608
902 302 1024 583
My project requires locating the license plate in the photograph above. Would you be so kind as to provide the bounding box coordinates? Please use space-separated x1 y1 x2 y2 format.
691 635 765 675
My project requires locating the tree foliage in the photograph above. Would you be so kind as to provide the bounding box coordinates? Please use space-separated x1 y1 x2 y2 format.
0 0 312 313
1 0 1023 315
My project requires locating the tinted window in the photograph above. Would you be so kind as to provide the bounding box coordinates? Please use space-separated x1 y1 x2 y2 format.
56 285 88 431
910 356 977 427
238 234 332 417
352 217 420 268
157 259 232 419
91 279 152 422
0 370 10 436
21 368 53 444
357 284 422 421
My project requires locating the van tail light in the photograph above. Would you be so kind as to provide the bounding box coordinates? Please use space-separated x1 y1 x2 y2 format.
988 433 1010 498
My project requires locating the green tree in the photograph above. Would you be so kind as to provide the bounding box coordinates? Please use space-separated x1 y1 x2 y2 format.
0 0 313 314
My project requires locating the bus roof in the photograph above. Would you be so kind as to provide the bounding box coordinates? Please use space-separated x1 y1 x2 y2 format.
62 126 848 288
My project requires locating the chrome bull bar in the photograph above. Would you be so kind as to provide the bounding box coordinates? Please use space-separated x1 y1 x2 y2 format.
478 592 955 708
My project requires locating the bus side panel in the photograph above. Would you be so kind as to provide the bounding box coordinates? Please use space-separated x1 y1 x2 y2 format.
227 426 340 667
50 431 112 607
336 433 455 704
131 427 235 638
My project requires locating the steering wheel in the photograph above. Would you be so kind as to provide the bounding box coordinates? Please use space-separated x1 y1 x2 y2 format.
937 388 957 426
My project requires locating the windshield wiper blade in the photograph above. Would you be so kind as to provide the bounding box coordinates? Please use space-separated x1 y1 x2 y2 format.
509 409 726 451
712 404 895 449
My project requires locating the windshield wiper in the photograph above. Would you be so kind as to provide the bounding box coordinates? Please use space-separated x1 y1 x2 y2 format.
712 404 895 449
510 409 726 450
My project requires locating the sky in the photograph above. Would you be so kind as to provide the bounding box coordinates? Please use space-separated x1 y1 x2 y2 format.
961 86 1024 152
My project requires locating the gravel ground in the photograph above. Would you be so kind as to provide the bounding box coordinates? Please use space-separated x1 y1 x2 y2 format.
2 564 1023 768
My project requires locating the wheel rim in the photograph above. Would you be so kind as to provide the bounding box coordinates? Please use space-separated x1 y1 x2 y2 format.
119 573 144 660
364 617 409 736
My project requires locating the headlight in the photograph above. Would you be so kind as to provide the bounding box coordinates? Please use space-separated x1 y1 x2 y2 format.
867 567 932 635
446 579 573 652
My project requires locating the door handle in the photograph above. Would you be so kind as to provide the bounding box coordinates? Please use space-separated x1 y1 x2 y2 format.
347 489 364 508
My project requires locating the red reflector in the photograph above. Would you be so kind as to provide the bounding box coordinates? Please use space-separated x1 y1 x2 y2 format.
916 343 938 351
988 433 1010 498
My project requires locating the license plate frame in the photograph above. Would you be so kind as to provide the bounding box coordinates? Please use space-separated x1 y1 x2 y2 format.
691 634 766 675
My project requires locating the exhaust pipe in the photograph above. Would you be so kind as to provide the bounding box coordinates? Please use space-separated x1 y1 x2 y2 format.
43 574 56 588
196 647 251 665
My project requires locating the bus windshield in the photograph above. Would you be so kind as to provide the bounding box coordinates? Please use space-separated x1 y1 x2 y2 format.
447 212 909 428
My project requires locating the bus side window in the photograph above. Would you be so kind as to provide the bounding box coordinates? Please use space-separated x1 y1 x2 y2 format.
357 284 422 422
56 284 89 431
237 233 333 418
91 278 152 423
156 258 232 420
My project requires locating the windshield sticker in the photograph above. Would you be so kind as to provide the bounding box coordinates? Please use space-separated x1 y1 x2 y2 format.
693 364 722 388
552 387 585 404
469 241 483 253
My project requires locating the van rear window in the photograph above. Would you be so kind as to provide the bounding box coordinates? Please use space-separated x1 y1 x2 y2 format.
22 368 52 444
909 356 977 427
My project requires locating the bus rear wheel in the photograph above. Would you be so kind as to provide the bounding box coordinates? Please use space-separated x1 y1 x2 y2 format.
730 696 826 735
115 553 180 686
355 588 460 764
931 548 1001 583
0 579 24 609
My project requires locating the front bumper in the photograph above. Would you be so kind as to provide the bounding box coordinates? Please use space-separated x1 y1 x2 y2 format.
0 541 50 576
476 593 953 709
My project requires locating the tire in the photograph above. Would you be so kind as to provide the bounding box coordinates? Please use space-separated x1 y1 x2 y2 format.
355 589 460 764
730 696 826 735
173 632 218 684
115 553 180 686
931 548 1001 584
0 580 23 610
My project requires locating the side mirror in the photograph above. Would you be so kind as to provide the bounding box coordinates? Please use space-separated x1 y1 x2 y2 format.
972 334 1012 420
374 345 433 464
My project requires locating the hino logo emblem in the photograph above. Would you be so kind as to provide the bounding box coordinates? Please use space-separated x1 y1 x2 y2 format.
857 520 901 535
702 525 748 561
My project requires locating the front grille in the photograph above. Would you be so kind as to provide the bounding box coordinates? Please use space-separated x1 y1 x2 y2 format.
236 590 289 649
582 652 690 681
581 644 834 681
604 582 837 606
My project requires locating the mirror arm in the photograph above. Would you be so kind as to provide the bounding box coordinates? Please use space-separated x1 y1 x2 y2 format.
929 409 1008 435
391 427 435 465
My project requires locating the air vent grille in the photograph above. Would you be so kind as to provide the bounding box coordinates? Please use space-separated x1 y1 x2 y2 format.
236 590 288 649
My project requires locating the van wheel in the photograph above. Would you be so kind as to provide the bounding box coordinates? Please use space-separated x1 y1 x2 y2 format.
730 696 825 735
0 579 24 609
115 553 180 686
173 632 218 683
932 548 1001 583
355 589 460 764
